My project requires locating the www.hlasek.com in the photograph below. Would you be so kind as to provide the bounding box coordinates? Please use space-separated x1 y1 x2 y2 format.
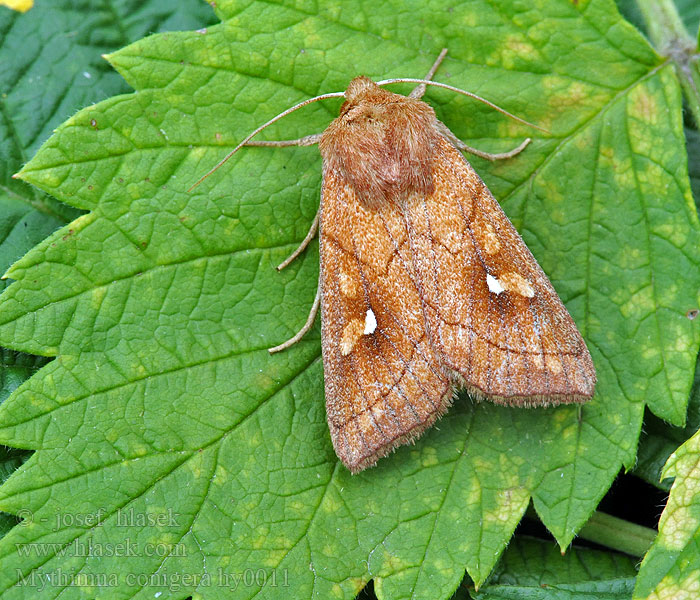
16 567 290 593
16 536 187 559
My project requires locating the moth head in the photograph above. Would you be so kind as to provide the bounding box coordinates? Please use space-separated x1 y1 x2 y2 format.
339 77 423 122
320 77 440 205
343 76 381 105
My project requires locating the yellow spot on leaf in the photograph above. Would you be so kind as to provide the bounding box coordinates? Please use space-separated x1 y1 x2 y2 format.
548 81 588 108
375 546 411 573
215 465 228 481
629 86 659 126
503 35 540 63
421 446 439 467
650 570 700 599
91 286 107 308
659 483 700 551
322 493 342 513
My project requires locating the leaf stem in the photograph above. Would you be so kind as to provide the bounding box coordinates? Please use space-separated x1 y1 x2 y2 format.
636 0 700 126
526 506 656 557
576 510 656 557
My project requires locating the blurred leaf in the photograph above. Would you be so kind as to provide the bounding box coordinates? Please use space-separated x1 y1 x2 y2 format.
0 195 61 540
0 195 61 385
0 446 25 538
472 536 637 600
676 0 700 36
686 125 700 208
0 0 215 220
616 0 700 39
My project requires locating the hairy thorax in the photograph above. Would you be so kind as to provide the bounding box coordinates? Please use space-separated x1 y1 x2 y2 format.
319 77 441 206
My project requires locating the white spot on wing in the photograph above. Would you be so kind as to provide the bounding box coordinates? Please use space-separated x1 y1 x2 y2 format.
486 274 504 295
364 308 377 335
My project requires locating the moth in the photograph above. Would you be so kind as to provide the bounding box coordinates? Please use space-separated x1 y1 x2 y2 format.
190 50 596 473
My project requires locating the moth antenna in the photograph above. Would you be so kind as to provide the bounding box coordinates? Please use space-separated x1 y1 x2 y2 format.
187 91 345 192
376 78 551 134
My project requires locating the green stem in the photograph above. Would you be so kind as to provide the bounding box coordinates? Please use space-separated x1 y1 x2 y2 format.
636 0 700 126
525 507 656 557
577 510 656 558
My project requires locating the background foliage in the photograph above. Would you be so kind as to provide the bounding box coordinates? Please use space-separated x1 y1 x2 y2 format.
0 0 699 599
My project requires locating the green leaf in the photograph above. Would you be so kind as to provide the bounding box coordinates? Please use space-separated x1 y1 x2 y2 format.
0 0 218 545
634 352 700 491
0 195 62 539
0 196 61 392
0 446 25 538
621 0 700 494
675 0 700 37
617 0 700 133
634 429 700 599
0 0 216 220
1 0 699 598
473 536 638 600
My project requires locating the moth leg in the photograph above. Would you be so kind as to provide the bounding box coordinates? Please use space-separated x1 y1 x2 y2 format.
410 48 448 99
263 132 322 352
277 211 320 271
439 122 532 161
457 137 531 161
268 283 321 353
245 133 322 148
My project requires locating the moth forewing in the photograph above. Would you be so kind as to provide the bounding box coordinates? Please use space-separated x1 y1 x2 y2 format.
419 133 596 405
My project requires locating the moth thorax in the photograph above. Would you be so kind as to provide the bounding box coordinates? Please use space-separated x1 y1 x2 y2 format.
320 77 440 205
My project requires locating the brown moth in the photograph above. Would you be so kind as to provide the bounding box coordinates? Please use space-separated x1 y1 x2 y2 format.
190 50 596 473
